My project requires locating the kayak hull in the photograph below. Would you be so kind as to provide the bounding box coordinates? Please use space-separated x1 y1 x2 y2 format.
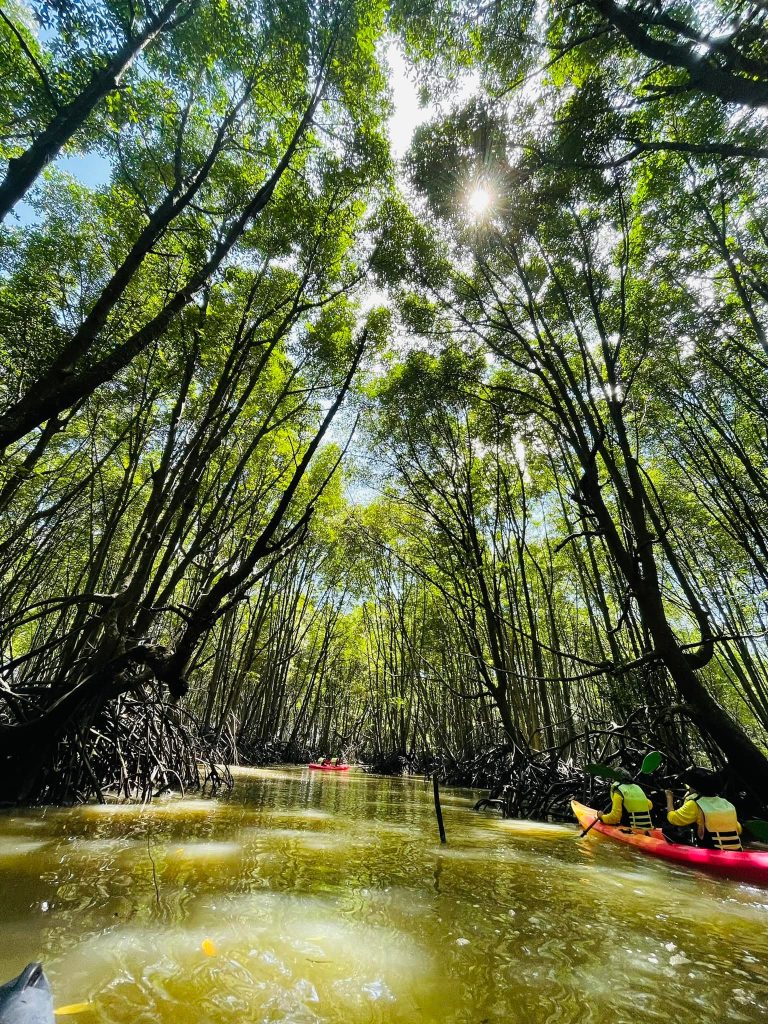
308 763 350 772
572 800 768 886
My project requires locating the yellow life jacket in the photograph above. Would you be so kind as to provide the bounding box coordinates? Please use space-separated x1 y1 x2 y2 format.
694 795 742 851
614 783 653 830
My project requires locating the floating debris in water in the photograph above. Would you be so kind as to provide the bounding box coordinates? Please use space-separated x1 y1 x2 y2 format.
55 1002 94 1016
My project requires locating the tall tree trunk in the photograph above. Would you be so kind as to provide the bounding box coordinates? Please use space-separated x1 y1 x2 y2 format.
0 0 192 220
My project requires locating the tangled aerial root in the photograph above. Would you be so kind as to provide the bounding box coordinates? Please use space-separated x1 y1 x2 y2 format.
461 705 764 821
23 696 231 804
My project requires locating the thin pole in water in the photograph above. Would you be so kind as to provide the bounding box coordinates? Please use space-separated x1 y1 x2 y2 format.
433 773 447 844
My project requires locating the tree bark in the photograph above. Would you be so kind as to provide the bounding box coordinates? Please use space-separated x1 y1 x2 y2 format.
0 73 325 451
0 0 193 220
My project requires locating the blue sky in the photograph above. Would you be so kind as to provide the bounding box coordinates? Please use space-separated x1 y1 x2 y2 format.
10 152 112 227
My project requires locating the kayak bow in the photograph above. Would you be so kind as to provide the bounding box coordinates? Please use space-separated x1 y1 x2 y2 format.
572 800 768 886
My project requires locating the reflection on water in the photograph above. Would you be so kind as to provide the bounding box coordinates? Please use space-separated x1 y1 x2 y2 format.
0 768 767 1023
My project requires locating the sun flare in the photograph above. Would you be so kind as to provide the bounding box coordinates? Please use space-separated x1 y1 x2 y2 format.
468 185 492 219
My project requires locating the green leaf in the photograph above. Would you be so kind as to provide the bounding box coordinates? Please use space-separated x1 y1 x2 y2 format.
584 763 630 783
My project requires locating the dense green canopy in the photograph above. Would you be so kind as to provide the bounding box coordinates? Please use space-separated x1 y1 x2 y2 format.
0 0 767 803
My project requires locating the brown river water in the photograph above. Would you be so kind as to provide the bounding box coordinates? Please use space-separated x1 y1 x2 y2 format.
0 767 767 1024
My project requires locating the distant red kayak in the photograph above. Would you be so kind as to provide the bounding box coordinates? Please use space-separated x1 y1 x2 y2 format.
572 800 768 886
308 763 350 772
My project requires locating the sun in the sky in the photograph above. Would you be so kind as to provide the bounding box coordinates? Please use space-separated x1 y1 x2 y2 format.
467 184 493 220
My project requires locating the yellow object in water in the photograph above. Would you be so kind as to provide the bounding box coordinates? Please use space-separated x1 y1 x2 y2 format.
201 939 217 956
55 1003 94 1016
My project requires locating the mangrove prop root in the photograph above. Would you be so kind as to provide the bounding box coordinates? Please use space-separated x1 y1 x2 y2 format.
2 694 232 805
467 706 766 821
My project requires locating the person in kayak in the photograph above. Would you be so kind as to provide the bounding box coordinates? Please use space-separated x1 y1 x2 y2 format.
599 780 654 831
664 767 743 850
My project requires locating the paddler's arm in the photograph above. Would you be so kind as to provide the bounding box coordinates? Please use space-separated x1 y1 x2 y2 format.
599 791 624 825
665 790 700 828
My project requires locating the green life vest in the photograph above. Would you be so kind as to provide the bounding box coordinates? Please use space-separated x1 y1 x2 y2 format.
694 795 742 851
614 783 653 830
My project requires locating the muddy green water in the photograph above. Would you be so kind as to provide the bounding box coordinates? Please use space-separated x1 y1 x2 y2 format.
1 768 767 1024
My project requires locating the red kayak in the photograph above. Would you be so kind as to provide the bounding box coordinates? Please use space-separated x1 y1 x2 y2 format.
572 800 768 886
308 763 350 772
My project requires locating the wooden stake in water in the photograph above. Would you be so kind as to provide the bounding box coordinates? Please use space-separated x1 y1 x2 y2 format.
433 774 446 844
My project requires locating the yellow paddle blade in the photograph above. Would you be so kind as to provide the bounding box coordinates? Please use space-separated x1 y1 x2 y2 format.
201 938 217 956
55 1002 94 1015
